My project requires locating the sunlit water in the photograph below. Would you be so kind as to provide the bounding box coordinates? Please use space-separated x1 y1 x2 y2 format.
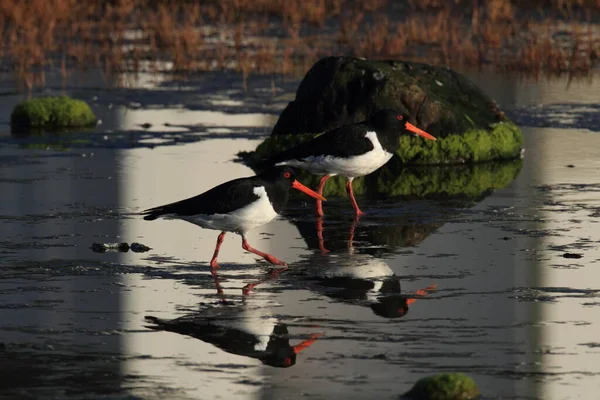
1 72 599 400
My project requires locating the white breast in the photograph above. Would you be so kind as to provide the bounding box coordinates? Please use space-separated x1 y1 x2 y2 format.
316 254 394 279
214 307 278 351
174 186 278 234
278 131 393 178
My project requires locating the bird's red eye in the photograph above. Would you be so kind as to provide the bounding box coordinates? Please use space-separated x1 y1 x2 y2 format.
397 115 404 121
284 172 291 179
284 357 292 366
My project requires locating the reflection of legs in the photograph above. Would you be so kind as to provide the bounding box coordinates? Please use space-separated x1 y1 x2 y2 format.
242 267 288 295
348 214 361 253
316 174 331 217
210 231 226 269
346 178 364 216
316 217 330 254
241 234 287 266
210 269 230 305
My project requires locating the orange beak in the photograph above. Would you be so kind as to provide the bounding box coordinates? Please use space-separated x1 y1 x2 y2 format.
405 122 436 141
292 333 323 354
292 180 326 201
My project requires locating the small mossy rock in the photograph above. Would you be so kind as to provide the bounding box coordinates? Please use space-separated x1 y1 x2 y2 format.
269 56 522 164
404 373 480 400
11 96 96 133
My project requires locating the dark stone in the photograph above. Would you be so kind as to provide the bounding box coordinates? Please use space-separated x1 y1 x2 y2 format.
131 242 152 253
272 56 509 139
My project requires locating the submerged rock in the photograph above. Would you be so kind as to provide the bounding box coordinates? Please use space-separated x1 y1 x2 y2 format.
244 56 522 165
403 373 480 400
11 96 96 134
91 242 130 253
131 242 152 253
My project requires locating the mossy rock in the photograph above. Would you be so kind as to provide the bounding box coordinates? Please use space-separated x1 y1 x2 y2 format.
240 144 522 200
11 96 96 134
266 56 522 164
403 373 480 400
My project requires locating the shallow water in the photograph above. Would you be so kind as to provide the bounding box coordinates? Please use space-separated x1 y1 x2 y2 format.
1 72 600 400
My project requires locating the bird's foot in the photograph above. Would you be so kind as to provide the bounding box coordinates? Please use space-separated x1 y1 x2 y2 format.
264 255 287 266
242 283 257 295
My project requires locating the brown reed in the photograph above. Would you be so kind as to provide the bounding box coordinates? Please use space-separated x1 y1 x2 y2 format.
1 0 599 92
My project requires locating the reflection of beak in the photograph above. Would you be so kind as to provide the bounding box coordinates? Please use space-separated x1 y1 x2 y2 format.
406 284 438 306
293 333 323 354
292 180 326 201
405 122 436 141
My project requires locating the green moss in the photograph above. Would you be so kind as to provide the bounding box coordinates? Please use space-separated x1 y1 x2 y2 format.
240 119 521 169
11 96 96 133
366 159 522 199
404 373 480 400
396 121 522 164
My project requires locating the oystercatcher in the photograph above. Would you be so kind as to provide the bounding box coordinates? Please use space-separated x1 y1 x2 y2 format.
299 252 437 318
145 279 322 368
146 313 321 367
266 109 436 216
142 167 325 269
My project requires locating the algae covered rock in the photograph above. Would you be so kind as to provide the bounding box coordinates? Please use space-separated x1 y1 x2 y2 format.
11 96 96 133
260 56 523 164
243 150 522 200
403 373 480 400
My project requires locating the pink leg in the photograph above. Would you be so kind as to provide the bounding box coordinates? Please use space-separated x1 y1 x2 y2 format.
316 174 331 217
241 235 287 266
346 179 364 216
209 231 226 269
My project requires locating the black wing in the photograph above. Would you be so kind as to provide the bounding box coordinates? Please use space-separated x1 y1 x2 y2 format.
145 315 272 359
142 177 259 220
267 123 375 164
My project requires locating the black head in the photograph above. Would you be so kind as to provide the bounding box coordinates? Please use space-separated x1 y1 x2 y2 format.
257 166 297 189
370 295 410 319
257 166 325 214
370 109 408 134
368 109 436 151
260 346 297 368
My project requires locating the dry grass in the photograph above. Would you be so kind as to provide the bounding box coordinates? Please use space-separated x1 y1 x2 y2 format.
1 0 599 91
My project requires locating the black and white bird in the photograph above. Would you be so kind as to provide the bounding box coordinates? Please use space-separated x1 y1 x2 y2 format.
265 109 436 216
142 167 325 269
298 253 437 318
145 307 321 368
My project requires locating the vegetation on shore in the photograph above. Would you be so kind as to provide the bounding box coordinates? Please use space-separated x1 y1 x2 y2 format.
1 0 599 91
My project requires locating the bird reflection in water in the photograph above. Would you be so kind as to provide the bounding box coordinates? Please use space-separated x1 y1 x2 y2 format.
306 216 436 318
145 270 322 368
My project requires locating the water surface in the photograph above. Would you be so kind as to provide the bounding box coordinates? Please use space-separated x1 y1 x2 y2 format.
1 72 600 399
